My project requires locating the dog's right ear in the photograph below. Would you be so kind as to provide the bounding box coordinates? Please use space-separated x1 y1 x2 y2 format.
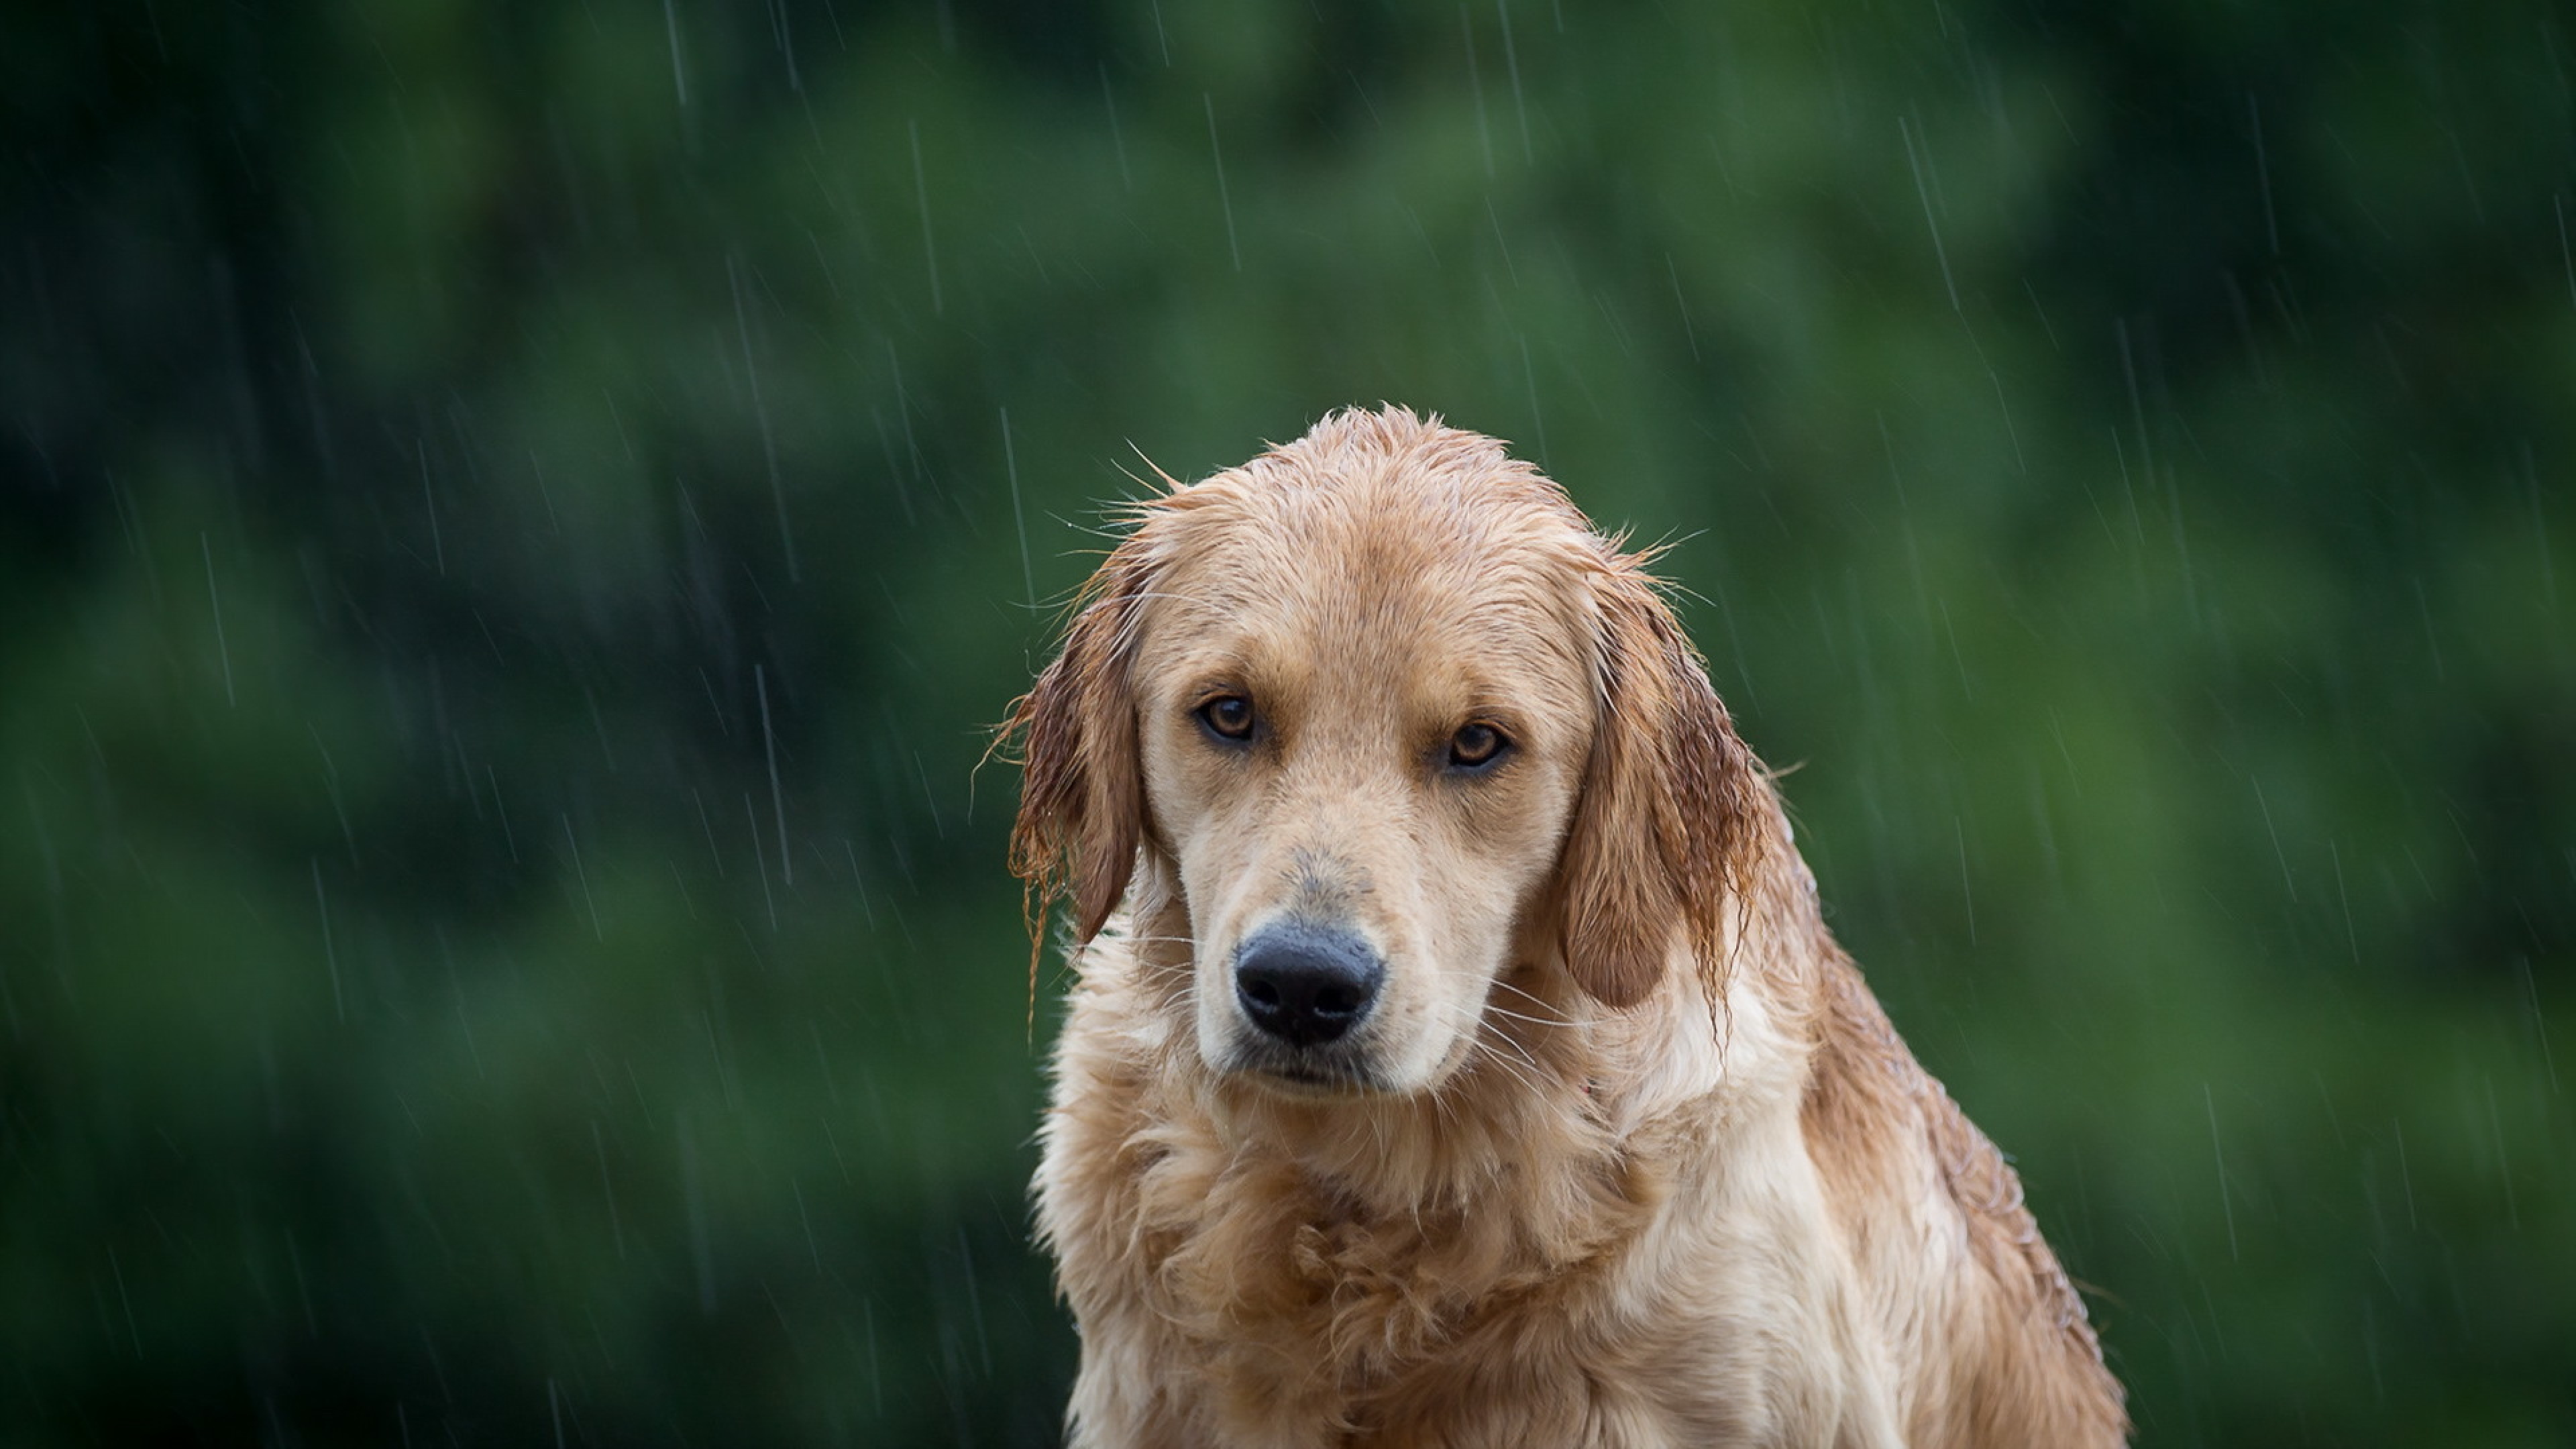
1005 551 1148 944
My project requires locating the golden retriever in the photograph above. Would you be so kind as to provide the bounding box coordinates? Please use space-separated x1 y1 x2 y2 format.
1005 407 2126 1448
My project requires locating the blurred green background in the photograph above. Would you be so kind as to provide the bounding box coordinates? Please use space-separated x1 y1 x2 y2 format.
4 0 2571 1444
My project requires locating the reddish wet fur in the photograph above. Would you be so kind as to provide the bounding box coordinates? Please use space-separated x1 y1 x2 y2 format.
1005 407 2125 1447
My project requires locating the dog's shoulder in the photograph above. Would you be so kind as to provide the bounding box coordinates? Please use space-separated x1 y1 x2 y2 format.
1796 953 2129 1446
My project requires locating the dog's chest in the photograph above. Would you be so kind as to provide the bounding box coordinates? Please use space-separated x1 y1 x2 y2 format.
1183 1203 1545 1424
1141 1159 1699 1443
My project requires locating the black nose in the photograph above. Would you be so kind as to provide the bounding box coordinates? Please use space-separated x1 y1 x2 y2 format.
1233 920 1384 1049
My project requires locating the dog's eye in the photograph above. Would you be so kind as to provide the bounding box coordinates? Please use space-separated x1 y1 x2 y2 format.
1448 722 1508 770
1197 695 1256 742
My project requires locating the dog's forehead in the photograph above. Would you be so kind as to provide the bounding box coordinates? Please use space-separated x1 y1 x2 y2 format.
1142 465 1593 682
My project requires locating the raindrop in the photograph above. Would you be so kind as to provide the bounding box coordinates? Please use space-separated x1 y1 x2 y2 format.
2557 195 2575 311
2114 319 2156 494
2248 95 2279 256
1100 65 1132 193
759 663 791 885
1900 115 1960 313
201 532 234 707
1953 816 1977 944
730 256 798 584
1497 0 1532 164
417 440 444 576
909 119 943 314
692 788 724 878
1665 255 1698 362
1002 407 1034 610
312 857 343 1021
561 816 602 941
2204 1083 2237 1260
2520 957 2558 1094
444 930 482 1081
592 1122 625 1263
747 792 779 930
2254 780 2298 903
486 764 518 863
661 0 688 105
1462 7 1495 179
795 1179 822 1275
1204 95 1241 273
2392 1118 2416 1231
1518 333 1546 466
680 1116 715 1314
108 1245 141 1356
2328 840 2358 963
2484 1075 2518 1230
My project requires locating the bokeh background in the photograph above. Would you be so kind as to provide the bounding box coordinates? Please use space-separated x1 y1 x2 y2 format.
5 1 2571 1444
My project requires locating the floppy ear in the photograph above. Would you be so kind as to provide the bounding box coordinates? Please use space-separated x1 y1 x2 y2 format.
1553 564 1766 1009
1005 552 1148 943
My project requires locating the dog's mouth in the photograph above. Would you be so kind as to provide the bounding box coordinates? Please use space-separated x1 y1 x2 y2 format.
1220 1044 1387 1098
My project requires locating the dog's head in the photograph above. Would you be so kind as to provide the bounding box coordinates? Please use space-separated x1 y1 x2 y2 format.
1009 409 1763 1097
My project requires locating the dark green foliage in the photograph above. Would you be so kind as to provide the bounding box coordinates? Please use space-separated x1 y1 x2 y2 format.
3 1 2569 1444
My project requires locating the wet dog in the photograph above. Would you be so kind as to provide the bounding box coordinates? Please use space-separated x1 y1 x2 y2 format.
1006 407 2125 1447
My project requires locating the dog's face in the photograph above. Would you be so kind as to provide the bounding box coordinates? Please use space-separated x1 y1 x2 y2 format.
1126 490 1597 1093
1010 414 1758 1099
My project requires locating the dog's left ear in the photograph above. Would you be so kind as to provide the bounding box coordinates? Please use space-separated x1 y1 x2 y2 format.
1550 561 1766 1009
1005 549 1150 943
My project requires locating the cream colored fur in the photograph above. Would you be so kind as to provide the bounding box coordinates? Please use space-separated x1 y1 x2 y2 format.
1008 408 2126 1448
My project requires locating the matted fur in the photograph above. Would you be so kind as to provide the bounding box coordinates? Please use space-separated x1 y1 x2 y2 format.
1004 407 2126 1448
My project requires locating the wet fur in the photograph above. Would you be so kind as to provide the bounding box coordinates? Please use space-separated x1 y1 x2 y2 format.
1006 408 2125 1447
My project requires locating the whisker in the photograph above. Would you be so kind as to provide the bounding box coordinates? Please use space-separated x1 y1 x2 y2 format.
1476 1030 1548 1081
1479 1004 1572 1031
1419 995 1554 1081
1462 1037 1548 1097
1488 976 1577 1022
